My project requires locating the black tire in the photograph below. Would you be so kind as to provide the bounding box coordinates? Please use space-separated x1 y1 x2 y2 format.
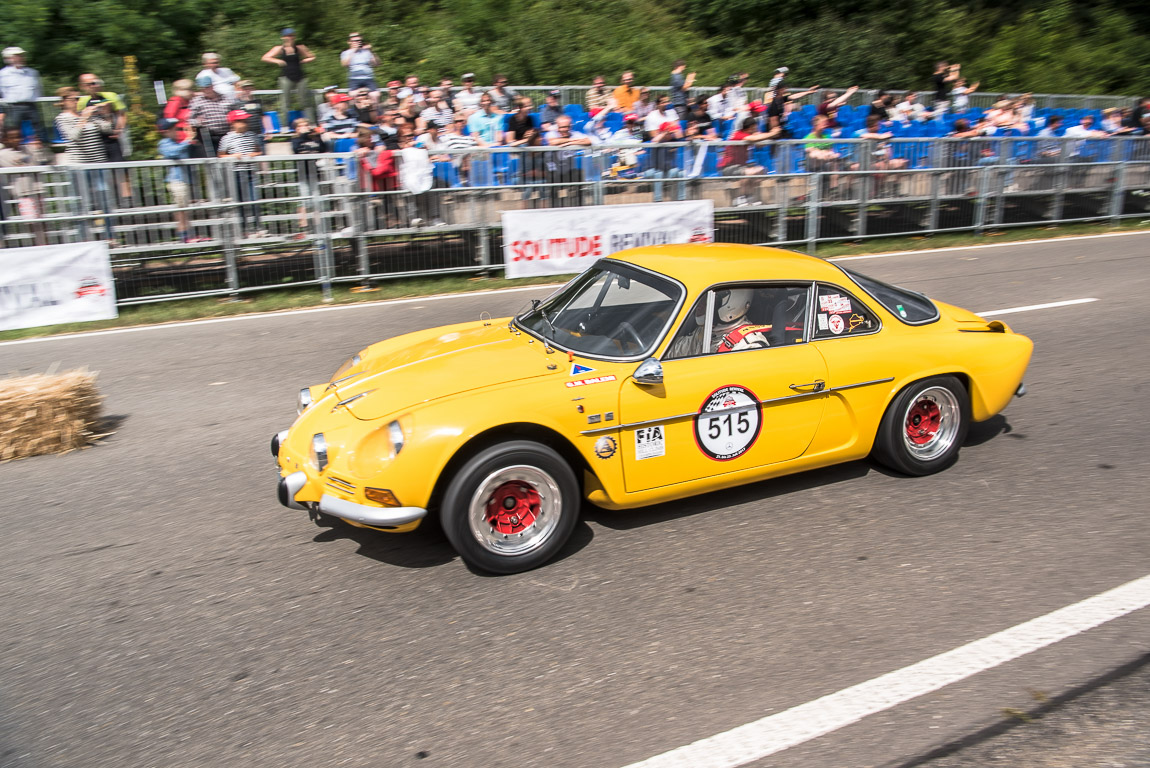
440 440 580 574
872 375 971 476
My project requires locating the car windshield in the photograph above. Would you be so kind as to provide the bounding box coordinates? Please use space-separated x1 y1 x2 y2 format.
516 261 682 359
839 267 939 325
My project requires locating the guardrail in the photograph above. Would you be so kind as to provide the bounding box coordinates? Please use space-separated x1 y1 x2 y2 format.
2 137 1148 305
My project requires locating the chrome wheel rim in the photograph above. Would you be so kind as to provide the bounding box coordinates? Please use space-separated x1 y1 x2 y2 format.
902 386 961 461
468 465 563 556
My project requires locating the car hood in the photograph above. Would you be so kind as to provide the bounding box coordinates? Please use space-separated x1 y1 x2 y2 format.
332 320 558 420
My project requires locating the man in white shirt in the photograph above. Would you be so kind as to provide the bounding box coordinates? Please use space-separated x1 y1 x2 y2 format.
0 47 45 140
643 95 679 136
454 73 483 115
706 83 736 125
196 53 240 100
1063 115 1107 159
892 92 927 123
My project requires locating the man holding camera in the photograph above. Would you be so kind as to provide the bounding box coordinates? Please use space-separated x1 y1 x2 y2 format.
341 33 380 92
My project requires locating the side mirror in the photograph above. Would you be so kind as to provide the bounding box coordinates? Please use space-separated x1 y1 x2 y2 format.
632 357 663 386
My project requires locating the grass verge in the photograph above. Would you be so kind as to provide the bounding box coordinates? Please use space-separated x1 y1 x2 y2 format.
3 219 1147 342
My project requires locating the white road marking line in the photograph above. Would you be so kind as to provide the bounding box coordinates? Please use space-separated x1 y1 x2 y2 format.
977 298 1097 316
622 573 1150 768
0 284 561 348
828 229 1150 261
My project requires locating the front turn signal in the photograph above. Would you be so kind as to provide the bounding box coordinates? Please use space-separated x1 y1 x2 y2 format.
364 488 401 507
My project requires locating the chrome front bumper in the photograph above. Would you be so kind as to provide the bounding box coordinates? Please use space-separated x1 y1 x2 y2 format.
276 469 426 527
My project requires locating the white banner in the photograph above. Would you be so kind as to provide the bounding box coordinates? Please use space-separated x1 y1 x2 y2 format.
502 200 714 279
0 243 117 332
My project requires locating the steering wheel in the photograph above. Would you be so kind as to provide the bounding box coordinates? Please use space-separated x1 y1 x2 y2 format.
618 321 644 352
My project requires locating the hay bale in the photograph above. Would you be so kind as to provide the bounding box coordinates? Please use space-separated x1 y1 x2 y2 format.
0 370 104 460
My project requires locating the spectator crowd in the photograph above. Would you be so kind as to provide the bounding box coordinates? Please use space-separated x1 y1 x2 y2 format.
3 36 1150 240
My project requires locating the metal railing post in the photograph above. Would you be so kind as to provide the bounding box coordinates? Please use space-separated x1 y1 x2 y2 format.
805 172 820 256
927 170 941 232
1110 162 1127 225
216 159 241 297
973 165 991 234
310 164 335 301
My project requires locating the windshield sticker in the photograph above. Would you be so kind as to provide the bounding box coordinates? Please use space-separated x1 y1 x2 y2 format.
847 313 866 332
571 363 595 376
828 315 845 335
566 374 617 389
694 385 762 461
634 426 665 460
594 436 618 459
817 313 830 331
896 304 908 318
820 294 852 314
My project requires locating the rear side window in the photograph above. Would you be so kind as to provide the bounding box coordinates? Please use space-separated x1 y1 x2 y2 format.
813 284 878 340
840 267 939 325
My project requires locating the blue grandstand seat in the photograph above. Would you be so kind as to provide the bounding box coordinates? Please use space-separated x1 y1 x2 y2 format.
266 111 281 133
288 110 303 126
563 104 586 118
434 162 460 186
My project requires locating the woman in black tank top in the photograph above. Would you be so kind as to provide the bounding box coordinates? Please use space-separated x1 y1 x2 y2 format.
261 28 317 125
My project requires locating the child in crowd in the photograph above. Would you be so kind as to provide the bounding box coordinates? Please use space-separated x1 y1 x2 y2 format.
156 117 205 243
217 109 264 237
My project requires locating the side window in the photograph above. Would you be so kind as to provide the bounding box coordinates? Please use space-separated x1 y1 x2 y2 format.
666 283 811 359
813 284 879 339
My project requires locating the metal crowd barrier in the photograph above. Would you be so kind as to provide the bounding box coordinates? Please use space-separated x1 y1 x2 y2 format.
2 138 1148 306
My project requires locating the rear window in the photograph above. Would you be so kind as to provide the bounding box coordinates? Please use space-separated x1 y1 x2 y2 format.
839 267 939 325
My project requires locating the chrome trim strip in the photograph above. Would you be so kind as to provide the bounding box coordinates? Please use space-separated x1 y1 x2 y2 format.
318 494 427 527
825 377 894 393
579 376 895 435
325 475 357 493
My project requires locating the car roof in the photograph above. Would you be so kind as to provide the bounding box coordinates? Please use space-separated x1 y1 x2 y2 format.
612 244 847 293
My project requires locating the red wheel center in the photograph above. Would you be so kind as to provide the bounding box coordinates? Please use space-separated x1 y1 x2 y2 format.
485 482 541 535
906 399 942 445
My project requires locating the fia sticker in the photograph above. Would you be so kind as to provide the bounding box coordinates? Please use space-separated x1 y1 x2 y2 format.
847 313 865 332
694 385 762 461
571 363 595 376
896 304 908 318
594 436 617 459
828 314 845 335
634 426 665 460
817 313 830 331
566 374 617 388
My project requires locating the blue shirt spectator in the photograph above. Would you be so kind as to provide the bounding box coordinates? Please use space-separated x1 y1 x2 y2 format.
466 95 503 144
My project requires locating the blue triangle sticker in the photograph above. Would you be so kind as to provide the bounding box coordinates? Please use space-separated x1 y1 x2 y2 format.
571 363 595 376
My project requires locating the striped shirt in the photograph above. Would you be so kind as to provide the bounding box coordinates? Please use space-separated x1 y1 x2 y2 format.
419 105 454 128
442 133 477 151
59 112 111 164
218 130 262 169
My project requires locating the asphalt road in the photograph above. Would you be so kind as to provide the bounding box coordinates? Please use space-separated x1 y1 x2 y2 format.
2 233 1148 768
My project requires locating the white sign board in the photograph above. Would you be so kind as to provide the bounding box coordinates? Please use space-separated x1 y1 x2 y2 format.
502 200 714 279
0 242 117 331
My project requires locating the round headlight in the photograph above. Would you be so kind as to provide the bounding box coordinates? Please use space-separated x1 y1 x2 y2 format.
311 433 328 471
297 387 313 414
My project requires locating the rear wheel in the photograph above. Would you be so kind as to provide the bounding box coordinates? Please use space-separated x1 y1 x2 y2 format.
873 376 970 476
441 440 579 574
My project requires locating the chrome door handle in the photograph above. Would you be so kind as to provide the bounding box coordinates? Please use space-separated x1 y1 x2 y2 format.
789 380 826 393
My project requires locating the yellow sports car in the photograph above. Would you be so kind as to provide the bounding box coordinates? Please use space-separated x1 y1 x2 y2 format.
273 244 1032 573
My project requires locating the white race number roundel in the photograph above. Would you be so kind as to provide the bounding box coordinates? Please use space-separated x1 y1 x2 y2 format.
694 385 762 461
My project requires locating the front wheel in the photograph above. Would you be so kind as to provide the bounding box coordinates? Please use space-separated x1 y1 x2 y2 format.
441 440 580 574
873 376 970 476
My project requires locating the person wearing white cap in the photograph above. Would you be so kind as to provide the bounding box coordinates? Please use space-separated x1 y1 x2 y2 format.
0 47 46 142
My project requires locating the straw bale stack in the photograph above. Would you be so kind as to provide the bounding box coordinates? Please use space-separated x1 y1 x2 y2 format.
0 370 104 460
